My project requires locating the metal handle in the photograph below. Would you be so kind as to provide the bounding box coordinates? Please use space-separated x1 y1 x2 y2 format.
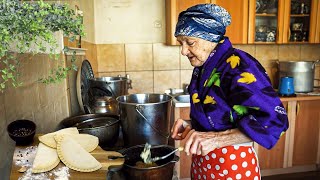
135 105 170 139
312 60 320 69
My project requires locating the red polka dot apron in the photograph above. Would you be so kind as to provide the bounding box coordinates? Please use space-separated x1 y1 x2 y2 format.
191 145 261 180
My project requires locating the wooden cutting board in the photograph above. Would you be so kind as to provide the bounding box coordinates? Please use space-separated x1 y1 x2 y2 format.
10 134 124 180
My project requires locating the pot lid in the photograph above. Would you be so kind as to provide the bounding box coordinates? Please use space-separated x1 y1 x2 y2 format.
76 59 94 113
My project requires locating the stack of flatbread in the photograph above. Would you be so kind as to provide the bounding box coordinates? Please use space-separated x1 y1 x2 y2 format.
32 127 102 173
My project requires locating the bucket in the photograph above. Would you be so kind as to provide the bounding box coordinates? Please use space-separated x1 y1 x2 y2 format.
116 94 173 147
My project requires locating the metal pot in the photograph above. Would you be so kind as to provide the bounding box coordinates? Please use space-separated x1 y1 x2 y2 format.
109 144 179 180
278 60 320 92
89 76 132 99
56 114 120 147
86 96 119 115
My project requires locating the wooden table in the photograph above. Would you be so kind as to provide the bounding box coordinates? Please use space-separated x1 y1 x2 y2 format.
10 135 124 180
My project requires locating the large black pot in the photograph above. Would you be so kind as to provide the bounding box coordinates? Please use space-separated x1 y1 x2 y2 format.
56 114 120 148
110 144 179 180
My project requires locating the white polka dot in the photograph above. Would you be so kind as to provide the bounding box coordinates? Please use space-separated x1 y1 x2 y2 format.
205 155 209 160
236 174 242 179
222 148 228 154
211 153 217 159
231 164 238 170
219 157 225 163
248 148 252 154
234 145 240 150
203 167 207 172
230 154 236 160
200 158 203 163
223 169 228 175
215 165 220 170
219 173 224 177
194 169 197 174
227 178 233 180
254 176 259 180
203 175 206 179
241 152 246 158
211 174 215 178
242 161 248 168
199 168 202 173
198 174 201 179
192 162 195 167
246 170 251 177
255 166 258 172
252 158 256 164
198 162 201 166
207 164 211 169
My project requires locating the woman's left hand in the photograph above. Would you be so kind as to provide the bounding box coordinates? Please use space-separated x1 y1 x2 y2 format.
184 130 220 156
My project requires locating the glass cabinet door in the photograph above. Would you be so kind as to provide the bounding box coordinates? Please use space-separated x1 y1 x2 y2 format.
288 0 312 42
249 0 282 44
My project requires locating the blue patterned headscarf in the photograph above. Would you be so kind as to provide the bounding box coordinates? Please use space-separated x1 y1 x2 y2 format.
174 4 231 43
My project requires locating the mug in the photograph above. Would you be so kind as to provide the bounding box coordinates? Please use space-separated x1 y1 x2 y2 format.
278 77 295 95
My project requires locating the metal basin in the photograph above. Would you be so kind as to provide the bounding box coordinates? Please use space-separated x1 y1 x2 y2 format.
174 94 190 103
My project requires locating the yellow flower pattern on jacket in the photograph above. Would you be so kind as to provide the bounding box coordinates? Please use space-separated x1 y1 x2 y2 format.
204 95 216 104
226 54 240 69
237 72 256 84
192 93 200 104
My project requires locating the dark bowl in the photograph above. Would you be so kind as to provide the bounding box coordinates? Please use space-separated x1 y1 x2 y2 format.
7 119 36 145
57 114 120 148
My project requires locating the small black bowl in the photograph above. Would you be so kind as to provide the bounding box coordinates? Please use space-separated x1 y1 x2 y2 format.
7 119 36 145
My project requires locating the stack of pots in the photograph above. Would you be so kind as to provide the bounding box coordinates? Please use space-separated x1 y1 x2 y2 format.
87 75 132 115
277 60 320 93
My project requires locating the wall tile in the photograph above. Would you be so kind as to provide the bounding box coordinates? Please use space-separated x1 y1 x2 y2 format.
255 45 279 62
300 44 320 60
278 45 301 61
127 71 154 94
234 45 256 57
153 43 180 70
82 41 98 76
154 70 180 93
97 44 125 72
98 72 126 77
180 70 193 88
180 47 193 70
125 44 153 71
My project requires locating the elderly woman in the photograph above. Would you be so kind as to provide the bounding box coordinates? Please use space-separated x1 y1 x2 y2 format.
171 4 289 180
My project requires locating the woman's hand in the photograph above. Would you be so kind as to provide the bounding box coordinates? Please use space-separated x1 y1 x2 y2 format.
171 118 192 140
184 131 220 156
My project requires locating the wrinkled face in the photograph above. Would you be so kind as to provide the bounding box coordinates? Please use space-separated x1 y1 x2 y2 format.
176 36 217 67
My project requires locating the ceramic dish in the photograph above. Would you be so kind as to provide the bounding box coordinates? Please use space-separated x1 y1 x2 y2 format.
77 59 94 113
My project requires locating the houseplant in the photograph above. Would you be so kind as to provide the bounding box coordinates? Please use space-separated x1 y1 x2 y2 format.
0 0 85 91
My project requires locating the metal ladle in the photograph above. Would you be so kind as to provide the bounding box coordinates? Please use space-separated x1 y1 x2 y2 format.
141 143 184 164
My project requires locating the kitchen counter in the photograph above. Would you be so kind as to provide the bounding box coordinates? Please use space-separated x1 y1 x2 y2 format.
173 94 320 107
9 134 124 180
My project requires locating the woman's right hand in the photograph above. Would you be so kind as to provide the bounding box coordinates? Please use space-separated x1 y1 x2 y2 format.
171 118 192 140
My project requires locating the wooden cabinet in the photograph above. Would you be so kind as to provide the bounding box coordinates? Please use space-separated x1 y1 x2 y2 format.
165 0 211 45
248 0 319 44
165 0 249 45
291 100 320 166
174 96 320 178
255 97 320 176
166 0 320 45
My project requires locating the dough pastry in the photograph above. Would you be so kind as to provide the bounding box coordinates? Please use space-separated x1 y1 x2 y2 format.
55 133 99 152
39 127 79 148
55 135 102 172
32 143 60 173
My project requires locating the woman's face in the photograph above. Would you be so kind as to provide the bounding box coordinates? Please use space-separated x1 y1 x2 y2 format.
177 36 217 67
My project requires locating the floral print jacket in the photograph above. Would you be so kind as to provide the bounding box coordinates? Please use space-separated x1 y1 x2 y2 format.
189 37 289 149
